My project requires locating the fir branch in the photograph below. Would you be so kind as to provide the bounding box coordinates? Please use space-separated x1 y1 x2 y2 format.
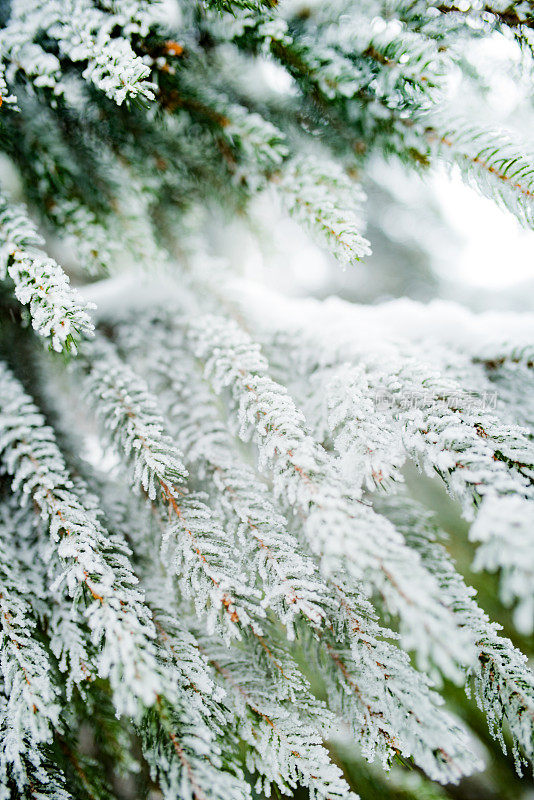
155 74 288 190
204 0 276 12
0 194 94 354
1 0 156 104
80 339 262 640
276 156 372 265
0 491 98 698
111 320 479 783
81 338 187 501
304 362 406 494
377 492 534 773
431 1 534 34
240 286 534 634
186 313 478 681
311 355 534 631
199 632 360 800
28 477 250 800
1 0 534 794
142 696 252 800
222 7 445 162
428 117 534 230
0 724 76 800
108 486 355 800
0 499 62 784
0 362 168 717
120 319 333 635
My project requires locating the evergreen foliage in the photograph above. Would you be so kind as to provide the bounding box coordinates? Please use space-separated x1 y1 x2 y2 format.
0 1 533 798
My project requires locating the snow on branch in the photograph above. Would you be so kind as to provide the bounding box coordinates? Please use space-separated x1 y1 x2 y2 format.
428 117 534 230
309 4 449 101
186 313 477 683
80 338 262 641
135 558 254 800
377 492 534 773
81 338 187 501
311 351 534 632
304 362 406 494
1 0 534 794
0 63 17 108
108 481 362 800
0 497 62 791
236 285 534 635
0 722 75 800
277 156 372 266
198 631 360 800
118 318 333 636
142 694 253 800
0 193 94 354
0 362 169 717
1 0 156 104
112 313 479 783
